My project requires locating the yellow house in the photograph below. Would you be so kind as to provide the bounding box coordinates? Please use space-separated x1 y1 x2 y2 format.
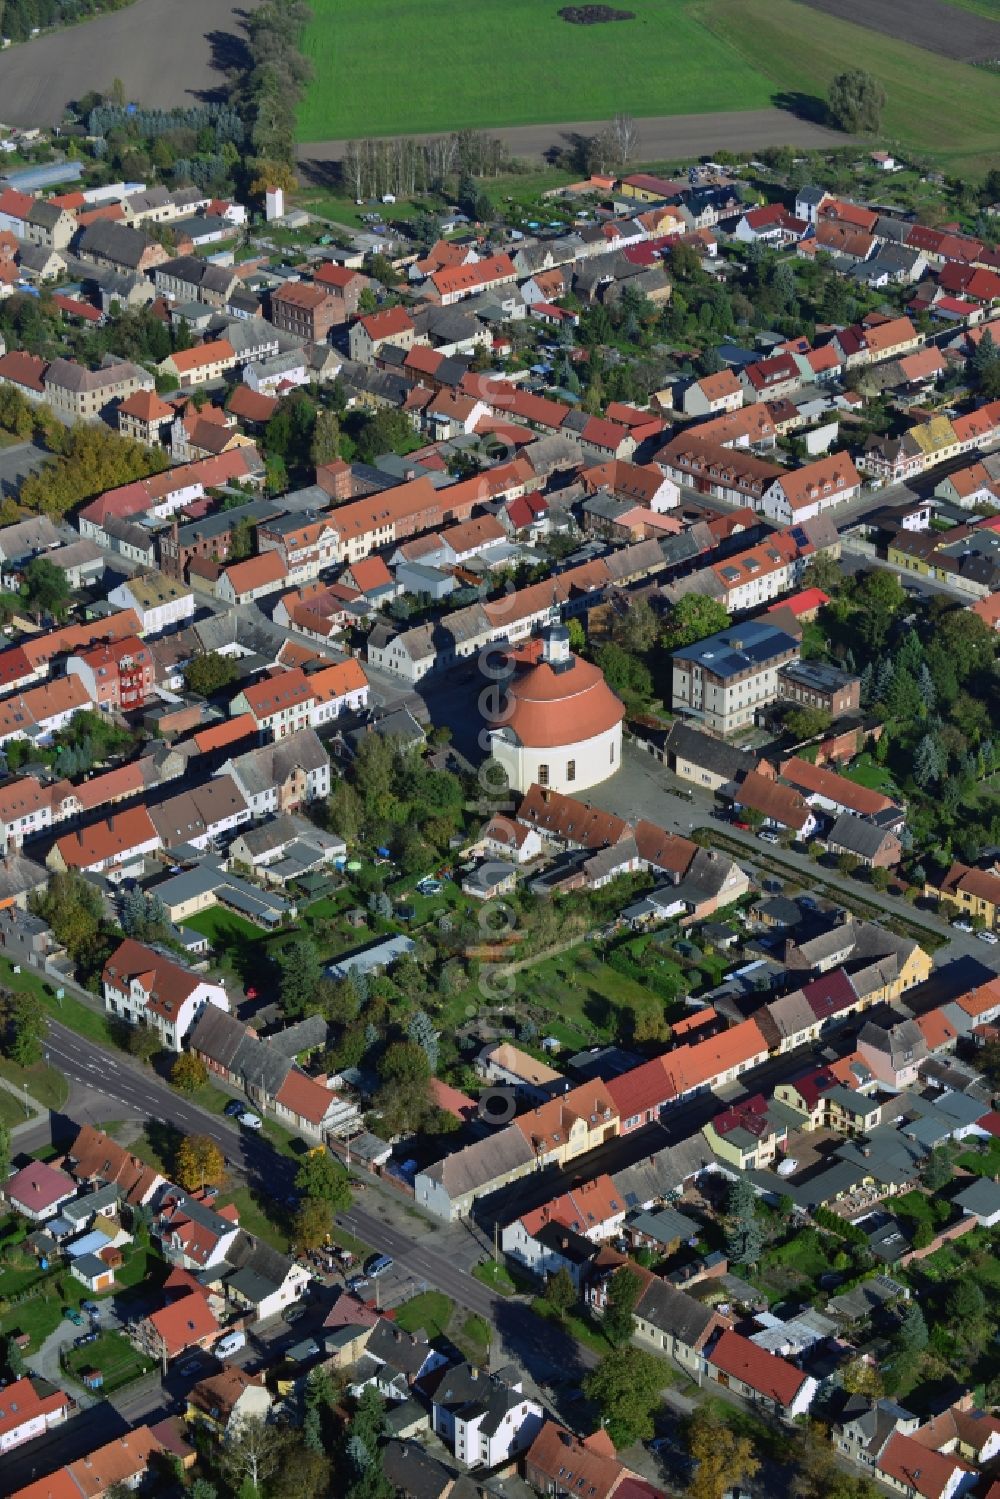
514 1082 619 1169
926 861 1000 929
702 1094 794 1170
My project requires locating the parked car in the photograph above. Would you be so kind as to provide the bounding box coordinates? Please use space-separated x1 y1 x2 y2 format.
239 1112 263 1130
64 1307 84 1325
73 1331 98 1347
346 1276 369 1292
80 1301 100 1316
365 1253 393 1278
178 1358 204 1376
977 929 999 945
224 1100 244 1118
283 1305 306 1324
757 830 780 845
952 918 974 933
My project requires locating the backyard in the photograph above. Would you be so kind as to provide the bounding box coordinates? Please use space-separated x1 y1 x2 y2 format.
62 1329 155 1393
0 1226 158 1353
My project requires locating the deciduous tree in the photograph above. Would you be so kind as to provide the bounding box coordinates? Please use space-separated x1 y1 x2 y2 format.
583 1347 665 1445
295 1150 351 1210
827 70 886 133
174 1134 226 1192
685 1406 760 1499
170 1053 208 1095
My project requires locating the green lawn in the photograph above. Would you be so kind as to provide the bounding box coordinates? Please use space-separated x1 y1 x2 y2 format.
842 754 900 796
472 1261 516 1296
226 1186 291 1252
0 1055 68 1112
0 1242 157 1353
0 1088 29 1127
701 0 1000 175
956 1138 1000 1177
181 907 265 951
297 0 773 139
395 1290 453 1340
62 1330 155 1393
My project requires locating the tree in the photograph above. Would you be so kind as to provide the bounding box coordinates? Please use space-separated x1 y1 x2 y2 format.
223 1414 281 1494
293 1196 333 1250
406 1008 439 1073
595 642 652 705
170 1052 208 1095
841 1356 884 1399
311 408 341 467
613 597 659 655
278 936 322 1019
373 1040 432 1136
31 869 104 963
3 992 45 1067
725 1176 763 1268
174 1134 226 1192
603 1265 642 1347
785 705 832 742
685 1406 760 1499
2 1332 25 1380
921 1146 954 1191
662 595 731 650
184 653 237 696
228 515 253 562
0 1117 9 1190
827 69 886 133
914 733 943 789
271 1445 331 1499
545 1266 577 1318
583 1347 665 1446
895 1301 928 1354
22 556 70 622
295 1150 351 1210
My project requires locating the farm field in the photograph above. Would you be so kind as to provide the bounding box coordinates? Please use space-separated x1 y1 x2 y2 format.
794 0 1000 61
701 0 1000 174
297 0 774 140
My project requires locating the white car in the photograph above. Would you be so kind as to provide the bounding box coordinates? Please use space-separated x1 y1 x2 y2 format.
952 919 974 933
977 930 999 946
757 830 780 845
239 1112 263 1130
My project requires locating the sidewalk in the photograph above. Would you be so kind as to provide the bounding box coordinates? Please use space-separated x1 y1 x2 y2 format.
0 1072 48 1135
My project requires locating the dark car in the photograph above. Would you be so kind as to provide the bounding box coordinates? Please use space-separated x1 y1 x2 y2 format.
74 1331 99 1347
364 1253 393 1278
224 1100 244 1118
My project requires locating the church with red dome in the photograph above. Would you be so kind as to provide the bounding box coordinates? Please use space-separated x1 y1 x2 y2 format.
487 623 624 794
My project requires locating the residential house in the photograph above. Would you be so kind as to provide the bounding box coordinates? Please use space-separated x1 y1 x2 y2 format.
47 804 161 876
760 452 863 525
43 356 154 420
107 574 195 635
66 636 154 713
186 1366 272 1441
0 1378 71 1455
215 730 327 822
706 1329 817 1419
103 937 229 1051
4 1160 77 1221
132 1288 220 1363
270 281 345 342
431 1362 544 1466
349 306 416 364
158 339 238 387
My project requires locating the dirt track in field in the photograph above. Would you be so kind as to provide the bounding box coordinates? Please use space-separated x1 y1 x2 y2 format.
0 0 257 126
297 108 849 179
794 0 1000 61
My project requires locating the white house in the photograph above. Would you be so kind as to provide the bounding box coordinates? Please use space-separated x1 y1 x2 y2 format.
432 1364 544 1467
107 575 195 635
0 1377 71 1454
759 452 862 525
102 937 229 1051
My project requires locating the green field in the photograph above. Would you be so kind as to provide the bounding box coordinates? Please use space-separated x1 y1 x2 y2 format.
297 0 773 139
297 0 1000 177
701 0 1000 174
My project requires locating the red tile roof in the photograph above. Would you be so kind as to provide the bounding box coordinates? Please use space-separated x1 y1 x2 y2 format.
708 1329 809 1408
5 1159 75 1212
144 1291 219 1356
878 1431 972 1499
274 1069 335 1125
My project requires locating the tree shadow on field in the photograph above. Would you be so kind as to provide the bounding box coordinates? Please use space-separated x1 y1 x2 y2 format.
297 156 344 189
190 23 254 101
772 89 832 126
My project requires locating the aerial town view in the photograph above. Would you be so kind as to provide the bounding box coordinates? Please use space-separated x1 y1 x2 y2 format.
0 1 999 1498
